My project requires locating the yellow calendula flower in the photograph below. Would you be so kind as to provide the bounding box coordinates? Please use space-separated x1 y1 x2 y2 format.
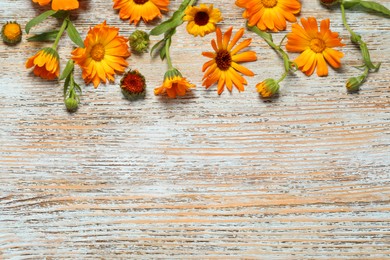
25 47 60 80
235 0 301 32
183 4 222 37
286 17 345 77
154 69 195 98
2 21 22 45
32 0 79 10
113 0 170 25
71 21 131 88
202 27 257 94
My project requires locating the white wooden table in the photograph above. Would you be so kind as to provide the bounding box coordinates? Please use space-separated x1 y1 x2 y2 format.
1 0 390 258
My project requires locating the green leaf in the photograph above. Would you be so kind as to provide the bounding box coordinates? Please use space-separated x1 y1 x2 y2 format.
27 30 59 42
343 0 360 9
149 16 183 36
74 82 82 94
25 10 57 34
149 0 192 35
66 19 85 48
63 74 71 96
59 60 74 81
359 1 390 17
150 39 165 57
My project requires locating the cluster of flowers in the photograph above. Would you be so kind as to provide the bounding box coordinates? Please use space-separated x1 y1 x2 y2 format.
1 0 389 112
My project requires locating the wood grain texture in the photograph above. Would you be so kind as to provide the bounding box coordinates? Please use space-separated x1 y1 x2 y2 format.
1 0 390 258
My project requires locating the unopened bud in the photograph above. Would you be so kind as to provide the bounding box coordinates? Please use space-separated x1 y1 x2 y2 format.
256 78 280 98
129 30 150 53
65 97 79 112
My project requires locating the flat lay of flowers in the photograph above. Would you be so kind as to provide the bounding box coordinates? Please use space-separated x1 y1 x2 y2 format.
2 0 389 112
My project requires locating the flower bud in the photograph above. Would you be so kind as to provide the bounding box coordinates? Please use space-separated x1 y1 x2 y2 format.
346 75 364 93
256 78 280 98
129 30 150 53
65 97 79 112
1 21 22 45
319 0 340 7
120 69 146 100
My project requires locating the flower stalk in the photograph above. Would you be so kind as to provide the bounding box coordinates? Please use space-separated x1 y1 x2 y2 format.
339 0 384 91
248 24 296 97
52 14 69 50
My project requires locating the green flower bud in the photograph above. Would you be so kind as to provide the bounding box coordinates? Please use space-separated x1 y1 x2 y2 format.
129 30 150 53
346 75 365 93
65 97 79 112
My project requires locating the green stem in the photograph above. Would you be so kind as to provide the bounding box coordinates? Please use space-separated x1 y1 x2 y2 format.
52 15 69 50
341 3 380 70
277 71 288 83
165 37 173 70
340 3 356 37
248 25 293 76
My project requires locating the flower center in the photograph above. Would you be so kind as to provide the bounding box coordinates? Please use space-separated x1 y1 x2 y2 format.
261 0 277 8
91 43 105 61
310 38 326 53
133 0 148 4
215 50 232 71
194 11 210 26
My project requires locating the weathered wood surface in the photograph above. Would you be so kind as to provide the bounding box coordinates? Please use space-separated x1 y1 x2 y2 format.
1 0 390 258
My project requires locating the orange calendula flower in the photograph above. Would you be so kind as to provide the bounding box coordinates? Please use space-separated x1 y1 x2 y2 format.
26 47 60 80
32 0 79 10
286 17 345 77
235 0 301 32
154 69 195 98
202 27 257 94
71 21 131 88
183 4 222 37
113 0 169 25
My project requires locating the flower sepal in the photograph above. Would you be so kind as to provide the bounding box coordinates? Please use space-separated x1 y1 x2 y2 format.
164 68 182 81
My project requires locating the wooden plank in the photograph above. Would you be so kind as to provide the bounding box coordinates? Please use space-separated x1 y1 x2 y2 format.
1 0 389 258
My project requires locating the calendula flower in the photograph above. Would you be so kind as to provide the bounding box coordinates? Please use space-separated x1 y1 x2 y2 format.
183 4 222 37
71 21 131 88
202 27 257 94
32 0 79 10
154 68 194 98
2 21 22 45
120 69 146 100
235 0 301 32
256 78 280 98
113 0 169 25
286 17 345 76
25 47 60 80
